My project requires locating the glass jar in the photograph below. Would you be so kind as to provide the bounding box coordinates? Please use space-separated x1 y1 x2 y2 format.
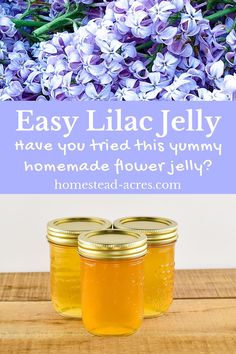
114 217 178 318
47 217 112 318
78 229 147 336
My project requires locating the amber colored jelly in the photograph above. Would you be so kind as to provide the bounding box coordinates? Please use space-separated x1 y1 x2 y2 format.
78 229 147 336
113 216 178 318
144 243 175 317
81 257 145 336
50 243 81 318
47 216 112 318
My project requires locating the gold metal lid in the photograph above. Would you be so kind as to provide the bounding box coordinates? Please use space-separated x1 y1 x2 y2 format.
47 217 112 246
113 216 178 245
78 229 147 260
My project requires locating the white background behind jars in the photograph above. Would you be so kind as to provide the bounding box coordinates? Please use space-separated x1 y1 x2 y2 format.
0 195 235 272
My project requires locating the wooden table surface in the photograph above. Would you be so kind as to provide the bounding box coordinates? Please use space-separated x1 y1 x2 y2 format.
0 269 236 354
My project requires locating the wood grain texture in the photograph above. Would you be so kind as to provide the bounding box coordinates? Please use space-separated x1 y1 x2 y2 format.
1 269 236 301
0 299 236 354
0 272 49 301
174 269 236 299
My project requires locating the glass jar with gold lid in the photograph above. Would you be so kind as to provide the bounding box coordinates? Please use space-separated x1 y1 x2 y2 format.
47 217 111 318
113 216 178 318
78 229 147 336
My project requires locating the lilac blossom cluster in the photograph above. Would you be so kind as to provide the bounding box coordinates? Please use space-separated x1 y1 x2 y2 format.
0 0 236 101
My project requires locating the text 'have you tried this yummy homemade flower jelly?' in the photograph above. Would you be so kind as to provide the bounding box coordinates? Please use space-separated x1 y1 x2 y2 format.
78 229 147 336
47 217 112 318
114 217 178 318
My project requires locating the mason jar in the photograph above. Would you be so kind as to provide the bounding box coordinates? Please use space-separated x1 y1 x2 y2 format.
78 229 147 336
47 217 112 318
114 216 178 318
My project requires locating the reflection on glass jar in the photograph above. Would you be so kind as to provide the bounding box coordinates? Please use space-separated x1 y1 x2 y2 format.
79 229 147 336
113 216 178 318
47 217 112 318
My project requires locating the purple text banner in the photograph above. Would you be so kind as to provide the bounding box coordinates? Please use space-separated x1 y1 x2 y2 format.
0 101 235 194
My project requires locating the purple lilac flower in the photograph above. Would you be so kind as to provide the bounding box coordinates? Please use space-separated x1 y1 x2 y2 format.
180 0 203 36
153 52 179 76
223 74 236 92
32 0 236 101
148 1 176 23
153 23 177 45
84 83 112 100
0 0 236 101
139 72 162 99
206 60 224 80
0 16 17 38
